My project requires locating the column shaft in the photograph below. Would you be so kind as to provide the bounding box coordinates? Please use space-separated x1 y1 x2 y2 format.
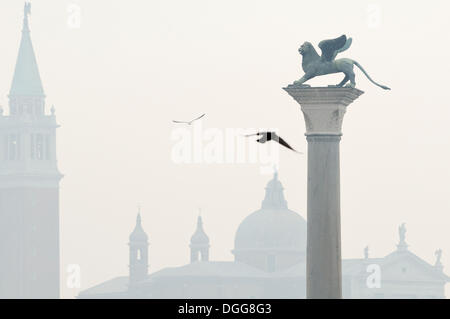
306 135 341 298
283 86 364 299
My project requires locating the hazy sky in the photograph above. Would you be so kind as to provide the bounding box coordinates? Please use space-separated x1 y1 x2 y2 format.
1 0 450 298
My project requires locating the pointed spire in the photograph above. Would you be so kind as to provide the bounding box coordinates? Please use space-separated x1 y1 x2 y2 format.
130 207 148 242
10 2 45 97
197 215 203 229
190 214 210 263
136 203 141 224
262 170 288 209
136 212 142 225
23 2 31 32
191 215 209 245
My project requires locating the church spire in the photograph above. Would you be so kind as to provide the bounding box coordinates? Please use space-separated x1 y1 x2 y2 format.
129 208 149 286
190 215 210 263
262 171 288 209
9 2 44 97
23 2 31 32
129 210 148 242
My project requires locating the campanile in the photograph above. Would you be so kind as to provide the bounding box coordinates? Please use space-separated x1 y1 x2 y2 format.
0 3 62 298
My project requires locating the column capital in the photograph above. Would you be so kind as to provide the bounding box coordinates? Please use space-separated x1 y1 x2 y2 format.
283 86 364 136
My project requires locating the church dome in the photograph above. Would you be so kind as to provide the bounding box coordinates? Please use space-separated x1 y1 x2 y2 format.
234 173 306 253
129 213 148 242
190 216 209 245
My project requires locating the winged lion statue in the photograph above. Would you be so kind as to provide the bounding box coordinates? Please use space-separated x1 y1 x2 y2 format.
293 35 390 90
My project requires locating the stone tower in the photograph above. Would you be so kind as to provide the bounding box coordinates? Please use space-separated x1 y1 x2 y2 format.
129 213 149 286
190 216 210 263
0 3 62 298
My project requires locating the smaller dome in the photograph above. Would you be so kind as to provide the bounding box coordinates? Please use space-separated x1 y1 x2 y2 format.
190 216 209 245
130 213 148 242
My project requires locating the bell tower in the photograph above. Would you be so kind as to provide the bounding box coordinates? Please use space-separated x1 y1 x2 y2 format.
190 216 210 263
0 3 62 298
129 212 149 286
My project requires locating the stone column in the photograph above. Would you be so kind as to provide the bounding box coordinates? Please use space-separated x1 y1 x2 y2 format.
283 86 364 299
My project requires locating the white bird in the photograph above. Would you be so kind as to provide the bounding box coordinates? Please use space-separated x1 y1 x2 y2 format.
172 114 205 125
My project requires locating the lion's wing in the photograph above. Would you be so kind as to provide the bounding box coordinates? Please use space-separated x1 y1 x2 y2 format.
331 37 352 60
318 35 348 61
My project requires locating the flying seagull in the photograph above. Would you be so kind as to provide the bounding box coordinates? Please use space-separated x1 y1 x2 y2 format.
172 113 205 125
245 132 302 154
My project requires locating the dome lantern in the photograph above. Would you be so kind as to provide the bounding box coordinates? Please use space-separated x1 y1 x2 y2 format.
261 171 288 209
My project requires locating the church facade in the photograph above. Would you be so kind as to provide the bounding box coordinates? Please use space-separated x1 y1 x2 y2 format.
0 4 62 298
78 173 449 299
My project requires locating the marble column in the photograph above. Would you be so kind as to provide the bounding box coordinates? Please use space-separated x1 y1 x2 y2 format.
283 86 364 299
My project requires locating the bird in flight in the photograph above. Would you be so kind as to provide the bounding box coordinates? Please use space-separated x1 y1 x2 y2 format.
172 113 205 125
245 132 302 154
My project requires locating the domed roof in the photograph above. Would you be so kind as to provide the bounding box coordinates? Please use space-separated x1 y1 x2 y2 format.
190 216 209 245
129 213 148 242
234 173 306 252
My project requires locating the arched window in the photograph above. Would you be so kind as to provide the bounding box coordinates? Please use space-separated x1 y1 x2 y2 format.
137 249 141 261
36 134 43 160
